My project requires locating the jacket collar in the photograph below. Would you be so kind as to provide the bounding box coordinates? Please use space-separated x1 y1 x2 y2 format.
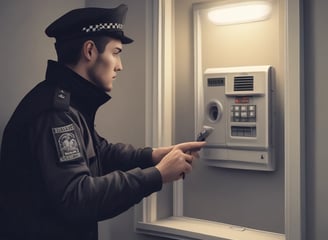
45 60 111 120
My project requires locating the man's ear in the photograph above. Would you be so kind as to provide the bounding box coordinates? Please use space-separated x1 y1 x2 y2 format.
82 40 97 61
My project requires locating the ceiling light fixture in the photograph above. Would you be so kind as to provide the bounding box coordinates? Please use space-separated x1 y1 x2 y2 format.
207 1 272 25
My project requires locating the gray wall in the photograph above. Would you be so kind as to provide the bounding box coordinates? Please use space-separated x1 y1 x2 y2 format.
1 0 328 239
304 0 328 239
0 0 84 139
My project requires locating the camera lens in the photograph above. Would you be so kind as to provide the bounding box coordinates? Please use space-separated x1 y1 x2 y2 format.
209 105 218 121
207 101 222 122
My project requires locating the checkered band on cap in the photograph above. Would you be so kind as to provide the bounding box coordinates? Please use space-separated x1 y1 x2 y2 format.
82 22 123 33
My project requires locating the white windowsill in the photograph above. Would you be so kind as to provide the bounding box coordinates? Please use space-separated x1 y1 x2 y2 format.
136 216 285 240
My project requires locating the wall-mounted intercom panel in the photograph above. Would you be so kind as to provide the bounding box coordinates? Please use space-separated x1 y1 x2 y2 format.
199 65 275 171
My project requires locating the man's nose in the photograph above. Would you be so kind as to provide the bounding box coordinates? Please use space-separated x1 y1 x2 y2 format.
116 57 123 72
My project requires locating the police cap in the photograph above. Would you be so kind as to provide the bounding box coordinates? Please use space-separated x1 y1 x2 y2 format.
45 4 133 44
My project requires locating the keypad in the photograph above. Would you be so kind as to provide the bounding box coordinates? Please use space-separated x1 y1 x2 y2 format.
231 104 256 122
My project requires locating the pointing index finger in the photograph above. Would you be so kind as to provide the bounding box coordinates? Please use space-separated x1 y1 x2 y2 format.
174 141 206 152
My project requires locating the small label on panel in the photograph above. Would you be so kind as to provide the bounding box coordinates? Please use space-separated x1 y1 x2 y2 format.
235 96 251 103
207 77 225 87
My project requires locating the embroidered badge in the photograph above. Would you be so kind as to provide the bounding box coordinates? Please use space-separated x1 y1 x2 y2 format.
52 124 82 162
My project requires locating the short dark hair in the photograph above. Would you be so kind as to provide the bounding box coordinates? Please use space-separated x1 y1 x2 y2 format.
55 36 112 65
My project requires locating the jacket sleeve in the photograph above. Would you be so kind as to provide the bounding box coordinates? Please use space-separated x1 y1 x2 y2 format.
93 132 156 174
30 111 162 224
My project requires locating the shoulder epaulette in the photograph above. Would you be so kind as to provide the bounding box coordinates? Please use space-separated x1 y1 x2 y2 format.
53 88 70 110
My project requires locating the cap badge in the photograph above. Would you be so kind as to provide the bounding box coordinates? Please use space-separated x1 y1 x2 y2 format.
82 22 123 33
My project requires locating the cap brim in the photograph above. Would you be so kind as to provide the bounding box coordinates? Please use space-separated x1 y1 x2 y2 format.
105 31 133 44
120 35 134 44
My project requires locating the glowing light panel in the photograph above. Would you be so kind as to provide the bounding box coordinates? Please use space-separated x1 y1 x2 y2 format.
207 1 272 25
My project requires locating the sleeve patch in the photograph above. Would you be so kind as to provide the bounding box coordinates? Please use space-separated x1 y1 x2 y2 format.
52 124 83 162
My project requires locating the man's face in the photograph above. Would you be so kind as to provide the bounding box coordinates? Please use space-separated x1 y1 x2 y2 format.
88 39 123 92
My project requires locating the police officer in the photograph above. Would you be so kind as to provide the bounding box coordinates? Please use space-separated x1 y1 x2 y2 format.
0 4 205 240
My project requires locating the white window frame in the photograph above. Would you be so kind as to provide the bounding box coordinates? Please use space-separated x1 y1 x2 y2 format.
135 0 304 240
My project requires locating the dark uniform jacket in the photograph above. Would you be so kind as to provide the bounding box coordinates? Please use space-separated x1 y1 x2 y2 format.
0 60 162 240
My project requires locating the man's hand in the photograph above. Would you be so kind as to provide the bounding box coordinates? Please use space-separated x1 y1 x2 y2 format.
152 146 174 165
154 141 206 183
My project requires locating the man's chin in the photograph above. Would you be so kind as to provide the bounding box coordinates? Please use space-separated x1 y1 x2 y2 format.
104 85 112 92
99 83 112 92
